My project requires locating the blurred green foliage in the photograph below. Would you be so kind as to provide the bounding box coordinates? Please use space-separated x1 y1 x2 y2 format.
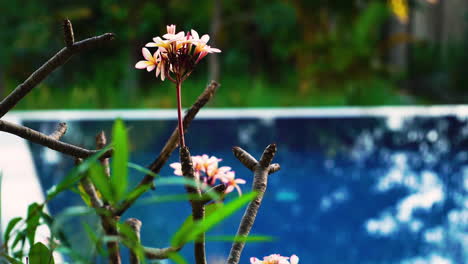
0 0 466 108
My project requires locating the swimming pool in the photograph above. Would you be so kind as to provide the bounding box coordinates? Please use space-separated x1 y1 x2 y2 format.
2 107 467 263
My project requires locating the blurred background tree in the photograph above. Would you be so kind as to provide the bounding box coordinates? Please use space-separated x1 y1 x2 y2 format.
0 0 466 109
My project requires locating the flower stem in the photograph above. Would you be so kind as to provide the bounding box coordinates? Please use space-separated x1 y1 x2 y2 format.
176 80 186 147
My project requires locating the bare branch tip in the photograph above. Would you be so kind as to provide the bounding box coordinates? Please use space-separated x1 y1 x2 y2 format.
259 143 277 168
49 122 67 140
63 19 74 47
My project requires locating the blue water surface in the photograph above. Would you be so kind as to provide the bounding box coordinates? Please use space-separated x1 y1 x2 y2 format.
24 114 468 264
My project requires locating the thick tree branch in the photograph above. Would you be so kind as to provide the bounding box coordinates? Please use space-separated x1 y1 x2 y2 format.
232 146 281 174
226 144 278 264
49 122 67 140
96 131 111 178
76 158 103 209
0 20 114 118
180 146 206 264
124 218 142 264
0 119 112 158
144 246 182 260
122 219 183 261
76 158 119 264
115 81 219 216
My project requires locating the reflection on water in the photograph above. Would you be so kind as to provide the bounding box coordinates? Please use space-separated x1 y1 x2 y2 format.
24 114 468 263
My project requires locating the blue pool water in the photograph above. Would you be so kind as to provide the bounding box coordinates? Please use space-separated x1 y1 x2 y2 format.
21 109 468 263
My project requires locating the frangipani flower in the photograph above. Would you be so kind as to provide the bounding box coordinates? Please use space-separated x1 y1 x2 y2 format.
170 154 244 195
250 254 299 264
135 24 221 148
220 171 245 195
136 25 221 83
135 48 158 72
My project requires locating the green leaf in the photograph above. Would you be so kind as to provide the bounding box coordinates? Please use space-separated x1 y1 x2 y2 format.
28 242 55 264
11 230 26 251
204 235 274 243
172 192 257 246
128 162 158 178
0 254 24 264
138 194 196 205
123 183 152 205
83 222 104 255
111 119 129 201
172 203 221 247
88 163 114 204
51 206 93 236
4 217 22 245
168 252 189 264
46 147 110 201
155 176 199 188
26 203 43 246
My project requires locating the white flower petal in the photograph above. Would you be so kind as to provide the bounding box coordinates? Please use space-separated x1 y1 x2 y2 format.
145 42 158 47
191 29 200 40
201 34 210 43
142 48 152 60
209 47 221 53
135 61 148 69
146 65 156 72
290 255 299 264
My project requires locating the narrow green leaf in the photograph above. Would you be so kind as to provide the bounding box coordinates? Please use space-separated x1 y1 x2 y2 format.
40 212 71 249
123 183 152 205
88 163 114 204
83 222 104 255
26 203 43 246
155 176 199 188
182 192 257 245
172 203 217 247
128 162 158 178
11 230 26 251
46 147 110 201
4 217 22 245
138 194 196 205
28 242 55 264
168 252 189 264
111 119 129 202
51 206 93 236
0 254 24 264
204 235 274 243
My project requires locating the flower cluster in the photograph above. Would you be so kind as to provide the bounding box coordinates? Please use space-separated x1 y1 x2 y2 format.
250 254 299 264
135 24 221 81
170 154 245 195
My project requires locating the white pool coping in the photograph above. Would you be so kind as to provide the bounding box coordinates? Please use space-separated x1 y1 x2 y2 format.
4 105 468 121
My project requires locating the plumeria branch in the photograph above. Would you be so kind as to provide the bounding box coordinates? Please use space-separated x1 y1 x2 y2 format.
123 218 142 264
115 81 219 216
0 119 112 159
96 131 111 177
75 156 121 264
48 122 68 140
0 20 114 160
0 19 114 118
226 144 279 264
144 246 182 260
180 146 207 264
232 146 280 174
